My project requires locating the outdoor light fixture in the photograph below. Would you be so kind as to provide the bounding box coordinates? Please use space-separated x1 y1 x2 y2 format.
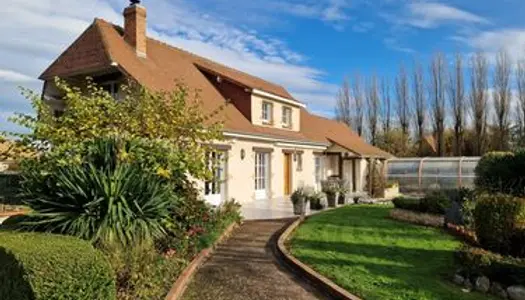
240 149 246 160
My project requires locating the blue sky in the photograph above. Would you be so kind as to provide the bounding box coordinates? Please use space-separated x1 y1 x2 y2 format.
1 0 525 133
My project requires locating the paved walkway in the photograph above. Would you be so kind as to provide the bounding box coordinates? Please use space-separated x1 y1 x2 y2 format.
182 219 326 300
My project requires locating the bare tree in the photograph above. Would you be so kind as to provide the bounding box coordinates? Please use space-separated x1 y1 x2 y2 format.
517 57 525 146
412 59 426 155
352 73 365 136
396 64 410 137
492 49 512 150
380 77 392 133
448 53 465 156
367 74 380 145
469 52 489 156
430 53 447 157
335 77 352 127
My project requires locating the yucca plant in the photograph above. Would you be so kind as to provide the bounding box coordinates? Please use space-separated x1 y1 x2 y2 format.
15 161 175 247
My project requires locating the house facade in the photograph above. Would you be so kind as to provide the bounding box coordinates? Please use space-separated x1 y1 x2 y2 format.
39 1 392 217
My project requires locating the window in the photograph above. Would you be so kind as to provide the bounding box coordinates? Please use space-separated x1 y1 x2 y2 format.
255 152 270 199
315 156 323 185
282 106 292 128
261 102 273 123
101 82 120 99
53 110 64 118
296 153 303 172
205 151 225 196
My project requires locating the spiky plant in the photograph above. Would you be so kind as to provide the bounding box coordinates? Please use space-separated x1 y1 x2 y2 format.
15 158 175 247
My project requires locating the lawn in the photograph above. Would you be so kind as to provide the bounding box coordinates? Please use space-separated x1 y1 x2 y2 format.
289 205 493 300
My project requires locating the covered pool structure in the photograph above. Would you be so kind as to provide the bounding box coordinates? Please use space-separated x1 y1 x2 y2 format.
386 157 480 193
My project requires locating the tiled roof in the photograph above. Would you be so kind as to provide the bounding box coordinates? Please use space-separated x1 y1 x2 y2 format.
40 18 392 158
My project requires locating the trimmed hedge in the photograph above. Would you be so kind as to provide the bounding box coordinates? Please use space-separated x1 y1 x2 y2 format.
392 191 451 215
475 150 525 197
0 231 116 300
456 245 525 286
392 196 421 211
473 194 525 257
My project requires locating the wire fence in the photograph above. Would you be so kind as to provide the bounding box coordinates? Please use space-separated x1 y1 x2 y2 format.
386 157 480 193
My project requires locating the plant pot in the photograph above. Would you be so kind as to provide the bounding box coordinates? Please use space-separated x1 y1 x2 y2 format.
309 198 320 210
293 197 307 215
338 194 346 205
326 193 337 208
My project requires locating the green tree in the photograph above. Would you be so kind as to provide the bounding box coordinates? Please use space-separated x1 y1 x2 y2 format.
6 78 224 181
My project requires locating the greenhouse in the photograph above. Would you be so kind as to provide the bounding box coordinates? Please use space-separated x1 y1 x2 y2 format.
386 157 480 193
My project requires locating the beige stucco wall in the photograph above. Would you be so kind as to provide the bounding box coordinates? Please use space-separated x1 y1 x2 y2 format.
201 137 321 205
251 94 301 132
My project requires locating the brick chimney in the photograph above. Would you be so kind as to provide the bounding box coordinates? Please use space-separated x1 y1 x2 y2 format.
124 1 147 57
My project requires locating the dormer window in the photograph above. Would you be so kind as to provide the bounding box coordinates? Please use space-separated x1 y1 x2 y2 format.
101 81 120 100
282 106 292 128
262 101 273 124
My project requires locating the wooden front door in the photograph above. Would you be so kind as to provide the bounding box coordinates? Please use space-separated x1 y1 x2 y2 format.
284 153 292 195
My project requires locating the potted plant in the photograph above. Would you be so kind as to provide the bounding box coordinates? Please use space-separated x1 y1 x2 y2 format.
337 180 349 205
321 179 339 207
309 191 326 210
291 186 310 215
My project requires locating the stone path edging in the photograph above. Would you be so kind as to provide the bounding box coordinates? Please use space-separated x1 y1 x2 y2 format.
165 222 239 300
276 216 363 300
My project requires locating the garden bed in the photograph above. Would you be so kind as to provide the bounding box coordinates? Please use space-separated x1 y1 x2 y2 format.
289 205 493 299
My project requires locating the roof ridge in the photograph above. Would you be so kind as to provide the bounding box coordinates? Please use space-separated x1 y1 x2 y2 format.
93 18 115 63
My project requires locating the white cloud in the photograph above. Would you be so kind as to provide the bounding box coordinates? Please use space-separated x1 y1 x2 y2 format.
0 69 37 83
383 38 415 54
0 0 338 132
387 2 490 29
457 29 525 62
407 2 489 28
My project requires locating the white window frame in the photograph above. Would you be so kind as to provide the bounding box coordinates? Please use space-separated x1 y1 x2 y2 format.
315 156 324 189
255 152 270 199
282 106 292 128
204 151 226 206
261 101 273 124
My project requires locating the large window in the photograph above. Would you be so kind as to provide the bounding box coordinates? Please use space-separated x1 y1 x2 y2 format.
255 152 270 199
282 106 292 128
261 102 273 123
205 151 226 205
315 156 323 186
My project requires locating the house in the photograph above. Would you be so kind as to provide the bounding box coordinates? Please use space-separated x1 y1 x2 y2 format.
39 1 392 218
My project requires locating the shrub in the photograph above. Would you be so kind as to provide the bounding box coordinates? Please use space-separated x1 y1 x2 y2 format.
0 231 115 300
102 242 185 300
420 190 451 215
392 196 421 211
11 138 177 247
456 245 525 286
12 161 175 246
158 197 241 258
475 151 525 197
473 194 525 257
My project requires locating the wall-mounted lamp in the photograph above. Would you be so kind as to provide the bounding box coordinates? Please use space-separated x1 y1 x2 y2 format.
240 149 246 160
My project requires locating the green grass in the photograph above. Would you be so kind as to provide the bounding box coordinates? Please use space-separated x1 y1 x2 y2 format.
289 205 493 300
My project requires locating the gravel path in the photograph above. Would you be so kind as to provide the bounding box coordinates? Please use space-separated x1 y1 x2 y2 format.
182 219 326 300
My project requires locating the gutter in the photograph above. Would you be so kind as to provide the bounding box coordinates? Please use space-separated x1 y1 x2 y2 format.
223 131 329 148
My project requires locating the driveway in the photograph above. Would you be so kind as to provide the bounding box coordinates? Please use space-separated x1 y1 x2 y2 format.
182 219 326 300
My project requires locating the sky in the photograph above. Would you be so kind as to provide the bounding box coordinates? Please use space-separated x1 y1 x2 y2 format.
1 0 525 133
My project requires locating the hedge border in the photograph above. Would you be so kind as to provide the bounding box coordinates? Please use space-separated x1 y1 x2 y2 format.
275 216 362 300
164 221 239 300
